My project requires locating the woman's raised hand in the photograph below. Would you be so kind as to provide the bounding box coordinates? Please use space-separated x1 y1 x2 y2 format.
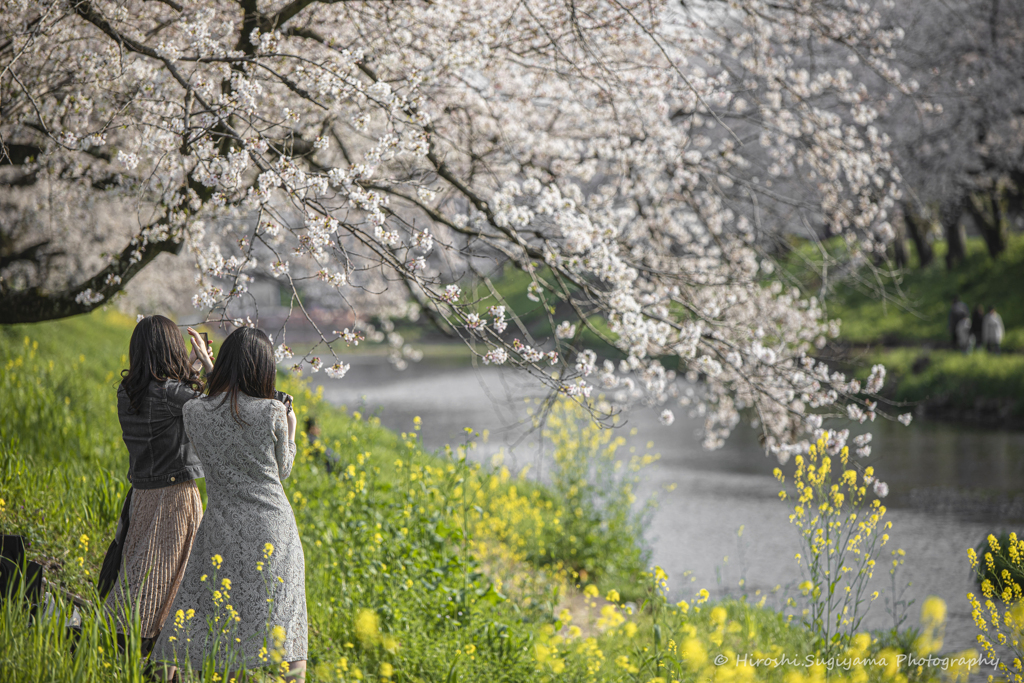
186 327 214 374
286 403 297 442
281 393 298 441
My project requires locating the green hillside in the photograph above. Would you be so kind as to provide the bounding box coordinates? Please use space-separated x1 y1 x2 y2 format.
827 235 1024 351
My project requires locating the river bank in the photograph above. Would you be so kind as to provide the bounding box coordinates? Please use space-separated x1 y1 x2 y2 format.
832 345 1024 428
329 336 1024 429
312 351 1024 655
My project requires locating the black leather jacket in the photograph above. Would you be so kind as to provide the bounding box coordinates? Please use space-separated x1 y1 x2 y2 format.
117 379 205 489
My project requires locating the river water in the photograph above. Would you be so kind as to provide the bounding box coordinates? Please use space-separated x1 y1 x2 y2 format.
312 352 1024 654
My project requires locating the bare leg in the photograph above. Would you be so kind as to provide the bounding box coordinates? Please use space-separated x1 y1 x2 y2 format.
285 660 307 682
147 663 176 682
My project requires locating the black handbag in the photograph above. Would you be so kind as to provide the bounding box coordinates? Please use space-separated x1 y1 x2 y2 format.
0 534 44 610
97 487 133 600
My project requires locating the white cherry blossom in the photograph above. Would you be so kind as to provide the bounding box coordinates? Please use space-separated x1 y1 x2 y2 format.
0 0 915 450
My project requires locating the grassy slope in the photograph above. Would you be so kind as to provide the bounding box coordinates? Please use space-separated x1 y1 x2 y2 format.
828 235 1024 351
845 347 1024 419
782 235 1024 415
2 311 844 683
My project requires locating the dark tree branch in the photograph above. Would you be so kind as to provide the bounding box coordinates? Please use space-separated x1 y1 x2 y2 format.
235 0 260 55
0 228 183 324
0 239 52 270
145 0 183 12
266 0 393 30
0 142 42 165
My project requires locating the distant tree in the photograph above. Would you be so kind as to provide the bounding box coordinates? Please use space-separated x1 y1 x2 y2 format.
883 0 1024 264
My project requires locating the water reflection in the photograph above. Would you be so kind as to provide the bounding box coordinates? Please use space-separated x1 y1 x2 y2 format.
313 353 1024 653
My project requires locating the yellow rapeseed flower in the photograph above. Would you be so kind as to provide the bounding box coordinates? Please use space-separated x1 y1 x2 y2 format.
921 595 947 624
681 637 707 668
597 604 625 630
355 608 380 646
947 649 981 683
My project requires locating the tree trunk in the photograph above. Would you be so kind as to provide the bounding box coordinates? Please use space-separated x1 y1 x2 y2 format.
940 197 967 270
901 202 934 268
967 190 1009 259
892 215 908 268
1007 170 1024 223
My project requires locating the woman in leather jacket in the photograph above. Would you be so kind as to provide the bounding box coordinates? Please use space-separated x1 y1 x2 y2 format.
103 315 213 650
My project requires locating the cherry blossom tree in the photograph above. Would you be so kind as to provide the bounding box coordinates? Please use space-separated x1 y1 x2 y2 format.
1 0 913 454
880 0 1024 266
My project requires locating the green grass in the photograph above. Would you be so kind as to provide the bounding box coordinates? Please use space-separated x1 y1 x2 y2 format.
821 235 1024 350
779 233 1024 413
850 347 1024 418
483 235 1023 353
424 264 622 356
0 311 962 682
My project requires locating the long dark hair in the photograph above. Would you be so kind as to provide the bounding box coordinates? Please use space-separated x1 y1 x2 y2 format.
205 327 276 423
120 315 203 413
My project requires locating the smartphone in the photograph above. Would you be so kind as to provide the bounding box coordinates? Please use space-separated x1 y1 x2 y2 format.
192 332 210 372
274 390 294 414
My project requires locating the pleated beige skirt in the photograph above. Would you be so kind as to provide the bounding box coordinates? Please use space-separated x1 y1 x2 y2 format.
104 480 203 638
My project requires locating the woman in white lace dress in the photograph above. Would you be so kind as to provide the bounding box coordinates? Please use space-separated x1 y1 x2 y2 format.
151 327 306 681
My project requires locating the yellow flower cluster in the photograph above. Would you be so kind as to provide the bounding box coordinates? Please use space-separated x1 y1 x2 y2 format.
354 608 380 647
779 433 892 656
967 533 1024 683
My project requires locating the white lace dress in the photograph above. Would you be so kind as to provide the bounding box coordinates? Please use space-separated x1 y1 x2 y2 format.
151 394 306 670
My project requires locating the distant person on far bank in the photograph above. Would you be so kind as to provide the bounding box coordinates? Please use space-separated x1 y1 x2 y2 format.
955 315 973 353
949 296 970 347
982 306 1005 353
971 304 985 349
